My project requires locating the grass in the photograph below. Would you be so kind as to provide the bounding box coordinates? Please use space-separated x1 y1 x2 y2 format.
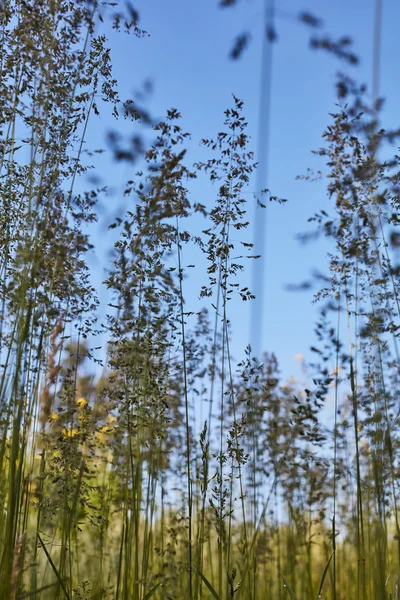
1 1 400 599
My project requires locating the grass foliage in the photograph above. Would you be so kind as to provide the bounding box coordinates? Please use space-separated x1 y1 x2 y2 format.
0 1 400 599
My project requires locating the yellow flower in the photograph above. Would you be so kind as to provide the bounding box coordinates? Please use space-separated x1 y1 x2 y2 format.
96 424 114 443
96 431 106 444
99 425 114 434
76 397 87 408
63 428 79 437
360 439 371 454
50 412 59 421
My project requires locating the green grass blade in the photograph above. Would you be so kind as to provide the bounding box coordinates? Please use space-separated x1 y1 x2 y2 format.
143 582 162 599
193 566 221 600
279 573 297 600
37 533 71 600
315 552 334 600
236 477 278 589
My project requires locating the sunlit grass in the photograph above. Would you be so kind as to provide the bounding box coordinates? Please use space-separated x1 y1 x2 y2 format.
1 2 400 600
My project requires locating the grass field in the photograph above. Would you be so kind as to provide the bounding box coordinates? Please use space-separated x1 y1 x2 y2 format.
1 1 400 599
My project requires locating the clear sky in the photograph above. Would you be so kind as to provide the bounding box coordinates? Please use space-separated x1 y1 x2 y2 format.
81 0 400 382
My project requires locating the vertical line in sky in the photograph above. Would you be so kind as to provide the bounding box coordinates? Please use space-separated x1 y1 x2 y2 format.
372 0 382 105
250 0 274 358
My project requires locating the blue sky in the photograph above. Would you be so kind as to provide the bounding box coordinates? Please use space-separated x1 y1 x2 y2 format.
82 0 400 382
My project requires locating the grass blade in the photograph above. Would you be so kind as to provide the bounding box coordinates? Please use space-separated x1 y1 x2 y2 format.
143 582 162 599
279 572 297 600
236 477 277 589
316 552 334 600
193 566 221 600
37 533 71 600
